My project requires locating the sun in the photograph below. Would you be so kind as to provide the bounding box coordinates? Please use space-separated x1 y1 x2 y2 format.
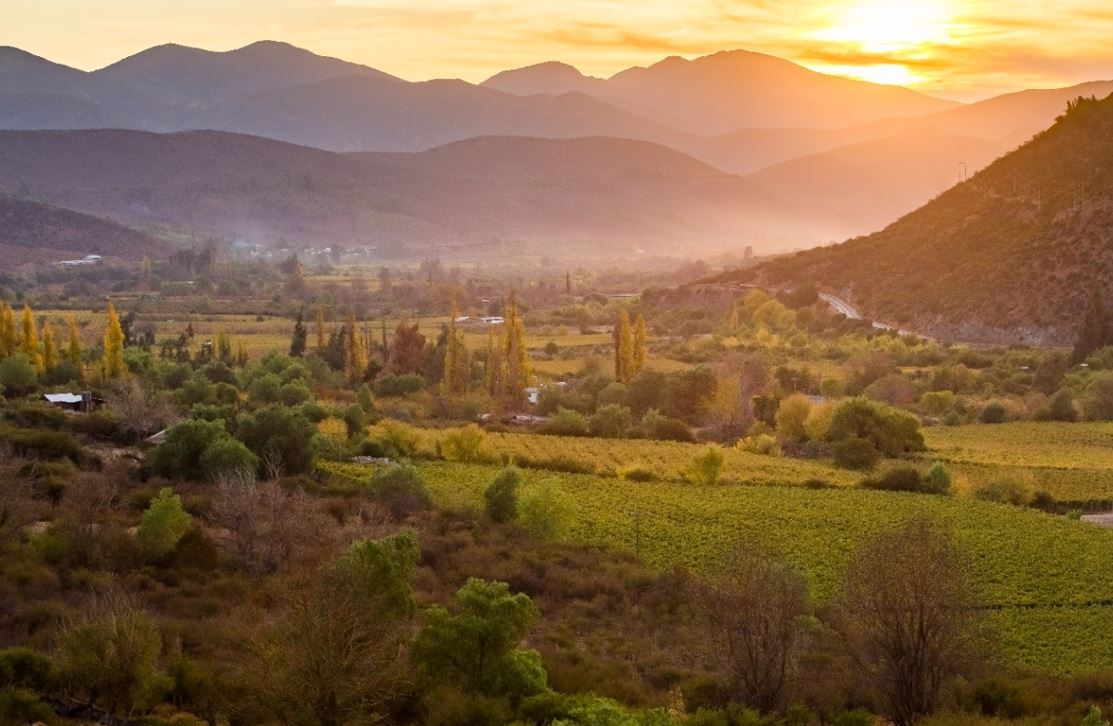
817 0 954 52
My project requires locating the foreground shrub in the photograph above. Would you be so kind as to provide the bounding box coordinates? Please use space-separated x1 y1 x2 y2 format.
519 482 574 540
137 488 193 560
148 419 254 481
484 467 520 523
371 463 432 520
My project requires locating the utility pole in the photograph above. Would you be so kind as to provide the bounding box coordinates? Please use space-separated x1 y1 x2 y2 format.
958 161 967 183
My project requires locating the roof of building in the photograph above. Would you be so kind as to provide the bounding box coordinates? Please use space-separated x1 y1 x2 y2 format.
43 393 84 404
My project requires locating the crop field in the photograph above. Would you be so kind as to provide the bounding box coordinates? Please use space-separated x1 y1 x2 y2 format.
924 423 1113 505
325 459 1113 674
427 430 860 486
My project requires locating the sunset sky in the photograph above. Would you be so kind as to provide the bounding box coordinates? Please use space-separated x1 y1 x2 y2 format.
6 0 1113 100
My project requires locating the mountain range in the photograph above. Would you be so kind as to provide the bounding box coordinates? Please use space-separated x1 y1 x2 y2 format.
1 40 1112 258
741 94 1113 345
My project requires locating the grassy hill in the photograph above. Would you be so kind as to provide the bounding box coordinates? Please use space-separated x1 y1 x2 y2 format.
745 93 1113 344
0 195 169 265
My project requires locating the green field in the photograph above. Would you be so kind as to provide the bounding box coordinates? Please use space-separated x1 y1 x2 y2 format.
923 423 1113 505
325 459 1113 673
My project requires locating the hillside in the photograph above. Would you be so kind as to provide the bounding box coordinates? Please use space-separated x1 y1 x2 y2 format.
0 130 775 253
0 196 170 265
746 93 1113 345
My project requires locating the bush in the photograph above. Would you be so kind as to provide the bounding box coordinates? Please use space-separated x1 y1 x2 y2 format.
236 405 317 475
541 407 589 437
641 409 693 442
149 419 254 481
861 466 924 493
736 434 782 457
0 647 52 690
587 404 632 438
441 424 488 463
827 397 924 456
973 480 1031 506
0 425 85 464
371 463 432 519
832 436 880 470
686 446 725 486
375 374 426 397
519 482 575 540
0 354 39 397
979 401 1009 424
370 419 423 459
137 488 193 560
923 461 952 495
484 467 520 523
775 393 812 442
617 464 656 482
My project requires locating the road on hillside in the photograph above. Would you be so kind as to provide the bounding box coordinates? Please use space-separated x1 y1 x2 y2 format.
818 292 925 339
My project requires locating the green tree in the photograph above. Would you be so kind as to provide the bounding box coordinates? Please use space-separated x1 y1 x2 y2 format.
137 487 192 560
441 304 471 396
56 595 171 719
484 467 520 523
413 578 547 699
519 481 574 540
826 397 924 457
1073 291 1109 363
775 393 812 442
587 403 632 438
288 309 308 357
0 353 39 397
237 405 317 475
149 419 255 481
686 445 725 486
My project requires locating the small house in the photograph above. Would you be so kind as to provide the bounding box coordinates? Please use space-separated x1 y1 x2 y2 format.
43 391 104 413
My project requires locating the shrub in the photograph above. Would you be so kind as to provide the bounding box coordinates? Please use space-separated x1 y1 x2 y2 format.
973 480 1031 506
641 409 693 442
0 425 84 464
832 436 880 471
236 405 317 475
0 354 39 397
804 401 835 441
484 467 520 523
371 463 432 519
686 446 725 486
979 401 1009 424
370 419 423 458
923 461 952 495
519 482 575 540
198 438 258 480
827 397 924 456
919 391 955 416
541 408 589 437
617 464 656 482
861 467 924 493
587 404 632 438
441 424 488 463
0 647 52 690
149 419 254 481
737 434 782 457
137 488 193 560
375 373 426 397
774 393 812 442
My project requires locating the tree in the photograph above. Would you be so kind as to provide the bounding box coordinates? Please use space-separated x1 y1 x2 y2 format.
413 578 547 699
702 375 750 441
484 466 520 523
775 393 812 442
255 532 417 725
485 327 504 397
0 302 16 357
20 305 42 372
237 405 317 476
344 310 367 384
1073 291 1109 363
632 313 648 376
441 305 471 396
103 301 128 379
614 309 634 382
695 543 808 713
214 328 232 363
587 403 633 438
149 419 258 481
385 321 426 376
314 305 327 353
318 416 349 462
370 463 432 520
837 518 982 726
66 315 84 373
137 487 192 560
56 592 171 719
826 397 924 457
288 309 308 357
503 293 530 404
0 353 38 396
440 424 487 463
40 321 58 372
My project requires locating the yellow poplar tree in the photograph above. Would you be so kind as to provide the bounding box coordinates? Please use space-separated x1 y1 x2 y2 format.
66 316 83 380
0 303 15 357
484 327 502 397
235 342 249 367
441 304 470 396
41 321 58 372
632 313 648 376
103 302 127 379
503 293 530 403
21 305 43 372
614 309 634 383
344 310 366 384
215 329 233 362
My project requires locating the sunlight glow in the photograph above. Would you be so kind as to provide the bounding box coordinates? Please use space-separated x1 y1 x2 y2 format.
816 0 954 52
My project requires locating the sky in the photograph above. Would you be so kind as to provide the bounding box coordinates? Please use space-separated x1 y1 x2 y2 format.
6 0 1113 101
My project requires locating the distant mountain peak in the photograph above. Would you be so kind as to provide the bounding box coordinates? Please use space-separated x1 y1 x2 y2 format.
482 60 605 96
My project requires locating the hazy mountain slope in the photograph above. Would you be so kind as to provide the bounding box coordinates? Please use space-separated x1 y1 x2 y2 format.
200 77 695 152
482 61 608 96
0 129 779 252
94 40 398 107
746 94 1113 344
735 126 1028 241
0 196 170 265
